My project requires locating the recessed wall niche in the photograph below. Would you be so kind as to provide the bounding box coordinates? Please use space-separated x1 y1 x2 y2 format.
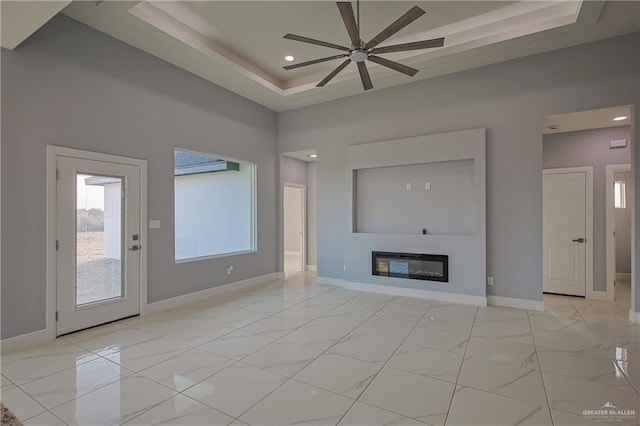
354 159 474 235
344 128 486 299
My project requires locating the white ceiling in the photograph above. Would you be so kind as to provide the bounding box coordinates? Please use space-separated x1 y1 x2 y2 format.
0 1 71 50
283 149 318 162
543 105 632 135
3 1 639 111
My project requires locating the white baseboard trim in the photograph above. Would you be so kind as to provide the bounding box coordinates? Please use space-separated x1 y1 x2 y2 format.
317 276 348 286
616 273 631 281
587 290 614 301
318 277 487 306
143 272 280 314
630 309 640 324
1 329 49 354
306 265 318 272
275 272 286 280
488 295 545 311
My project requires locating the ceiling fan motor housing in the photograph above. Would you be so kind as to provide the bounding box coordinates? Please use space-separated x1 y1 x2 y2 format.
350 50 368 63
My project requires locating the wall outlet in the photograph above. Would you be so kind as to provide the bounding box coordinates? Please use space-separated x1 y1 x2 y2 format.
487 276 494 286
227 265 234 275
149 220 161 229
406 182 412 191
425 182 431 190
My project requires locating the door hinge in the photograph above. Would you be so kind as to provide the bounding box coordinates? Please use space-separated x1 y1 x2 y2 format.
56 169 60 180
56 240 59 251
55 311 59 321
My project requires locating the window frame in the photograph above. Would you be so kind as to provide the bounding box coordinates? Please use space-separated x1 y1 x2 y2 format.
173 147 257 263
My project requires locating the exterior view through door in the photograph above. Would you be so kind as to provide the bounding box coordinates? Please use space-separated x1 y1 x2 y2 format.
543 169 589 296
56 155 143 335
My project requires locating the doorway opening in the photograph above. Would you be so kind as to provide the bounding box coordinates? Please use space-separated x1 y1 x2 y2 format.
542 105 632 303
281 150 318 275
607 164 632 305
284 184 306 273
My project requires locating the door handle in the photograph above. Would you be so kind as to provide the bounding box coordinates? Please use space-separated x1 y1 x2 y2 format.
572 238 586 243
128 245 141 251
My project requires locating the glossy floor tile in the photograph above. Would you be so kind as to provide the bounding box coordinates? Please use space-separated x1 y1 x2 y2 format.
1 273 638 425
239 379 353 426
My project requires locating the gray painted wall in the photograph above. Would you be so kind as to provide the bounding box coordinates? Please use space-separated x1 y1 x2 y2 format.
355 160 475 235
543 126 631 292
281 156 307 186
1 16 278 339
278 32 640 303
615 170 632 274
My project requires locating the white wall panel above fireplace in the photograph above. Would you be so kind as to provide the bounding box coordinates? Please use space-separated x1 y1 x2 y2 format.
345 128 486 299
355 159 475 235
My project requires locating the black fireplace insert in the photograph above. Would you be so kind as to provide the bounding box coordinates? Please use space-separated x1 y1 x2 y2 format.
372 251 449 282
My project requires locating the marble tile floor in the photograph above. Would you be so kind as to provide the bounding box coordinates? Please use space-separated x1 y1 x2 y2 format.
1 274 638 425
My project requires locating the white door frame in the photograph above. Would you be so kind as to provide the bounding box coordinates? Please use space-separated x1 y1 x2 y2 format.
606 163 632 302
543 166 594 298
46 146 148 340
283 182 306 272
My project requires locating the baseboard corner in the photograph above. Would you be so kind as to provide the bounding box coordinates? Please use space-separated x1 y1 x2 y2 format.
488 295 545 311
316 276 346 287
616 272 631 281
1 329 49 354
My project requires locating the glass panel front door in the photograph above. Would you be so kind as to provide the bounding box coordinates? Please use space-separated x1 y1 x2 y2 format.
56 154 141 336
75 174 124 306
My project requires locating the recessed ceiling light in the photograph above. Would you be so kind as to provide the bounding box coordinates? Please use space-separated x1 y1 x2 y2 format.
613 116 628 121
307 154 317 158
284 55 295 62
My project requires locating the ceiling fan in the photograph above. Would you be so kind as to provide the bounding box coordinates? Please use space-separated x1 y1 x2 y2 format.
282 1 444 91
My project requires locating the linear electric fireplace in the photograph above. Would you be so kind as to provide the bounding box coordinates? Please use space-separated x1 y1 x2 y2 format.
372 251 449 282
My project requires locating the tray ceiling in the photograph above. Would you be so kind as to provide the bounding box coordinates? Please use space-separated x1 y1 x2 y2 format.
10 1 638 111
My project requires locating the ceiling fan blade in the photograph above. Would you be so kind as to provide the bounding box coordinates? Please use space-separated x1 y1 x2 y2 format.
284 54 349 70
317 59 351 87
370 37 445 54
365 6 425 49
357 62 373 91
337 2 360 46
283 33 350 52
368 55 418 77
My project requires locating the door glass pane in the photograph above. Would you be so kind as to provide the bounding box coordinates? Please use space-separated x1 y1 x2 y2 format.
76 174 123 306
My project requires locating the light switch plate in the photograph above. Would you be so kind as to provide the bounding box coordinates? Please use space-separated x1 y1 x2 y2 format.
425 182 431 190
149 220 161 229
406 183 412 191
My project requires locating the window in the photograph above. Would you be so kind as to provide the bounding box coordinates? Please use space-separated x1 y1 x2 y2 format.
174 149 256 261
614 181 626 209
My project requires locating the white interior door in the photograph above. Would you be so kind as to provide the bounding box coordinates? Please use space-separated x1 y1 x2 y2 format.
56 156 141 335
284 185 305 273
543 172 587 296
